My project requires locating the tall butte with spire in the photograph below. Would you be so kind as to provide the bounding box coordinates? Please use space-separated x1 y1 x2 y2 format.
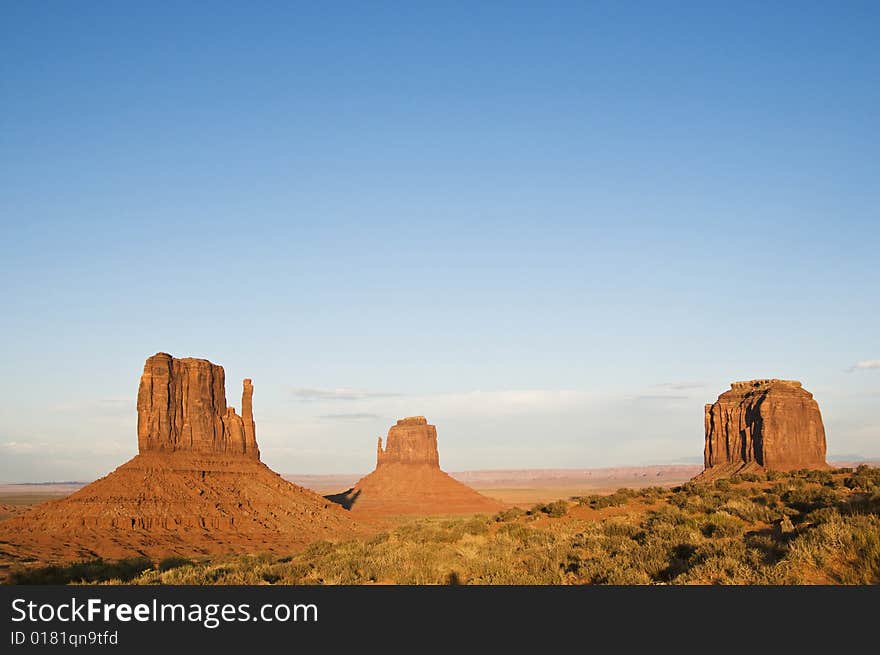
328 416 502 516
0 353 358 565
136 353 260 458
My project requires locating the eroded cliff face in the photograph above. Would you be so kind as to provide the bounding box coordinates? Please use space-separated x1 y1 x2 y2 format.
700 379 827 479
136 353 259 459
376 416 440 468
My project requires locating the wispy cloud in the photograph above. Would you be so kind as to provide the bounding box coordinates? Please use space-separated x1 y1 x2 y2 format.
0 441 42 453
849 360 880 372
378 389 597 419
290 388 401 402
652 382 705 391
50 398 131 416
319 413 381 421
634 394 690 402
0 439 130 456
288 387 597 418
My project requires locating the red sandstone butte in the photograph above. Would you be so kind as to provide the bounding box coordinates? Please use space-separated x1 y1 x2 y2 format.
137 353 260 459
377 416 441 467
696 379 828 480
328 416 502 516
0 353 358 565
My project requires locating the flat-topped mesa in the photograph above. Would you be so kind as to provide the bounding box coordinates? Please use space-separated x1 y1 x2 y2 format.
136 353 260 459
376 416 440 468
700 378 827 479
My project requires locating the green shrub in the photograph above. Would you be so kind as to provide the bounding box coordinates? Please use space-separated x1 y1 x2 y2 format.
701 512 745 538
680 481 711 496
498 522 533 541
580 488 638 510
784 514 880 584
10 557 153 585
638 486 667 500
528 500 568 518
644 505 698 530
803 470 833 485
158 556 193 572
544 500 569 518
844 466 880 493
803 506 841 525
729 473 763 484
720 498 777 523
601 518 640 538
494 507 525 522
781 486 838 512
753 492 781 508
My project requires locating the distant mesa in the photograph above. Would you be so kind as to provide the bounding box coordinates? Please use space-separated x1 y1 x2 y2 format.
376 416 440 468
696 379 828 481
327 416 503 516
0 352 358 565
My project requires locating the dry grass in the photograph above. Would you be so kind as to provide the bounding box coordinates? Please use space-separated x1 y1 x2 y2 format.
9 465 880 585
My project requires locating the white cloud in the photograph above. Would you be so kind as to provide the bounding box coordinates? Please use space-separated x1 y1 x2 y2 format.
289 388 401 401
0 438 129 457
850 360 880 371
651 381 706 391
388 389 597 418
289 387 598 418
49 398 132 417
319 413 381 421
0 441 41 453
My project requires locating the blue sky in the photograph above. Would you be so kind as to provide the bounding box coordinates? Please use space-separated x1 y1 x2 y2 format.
1 2 878 481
